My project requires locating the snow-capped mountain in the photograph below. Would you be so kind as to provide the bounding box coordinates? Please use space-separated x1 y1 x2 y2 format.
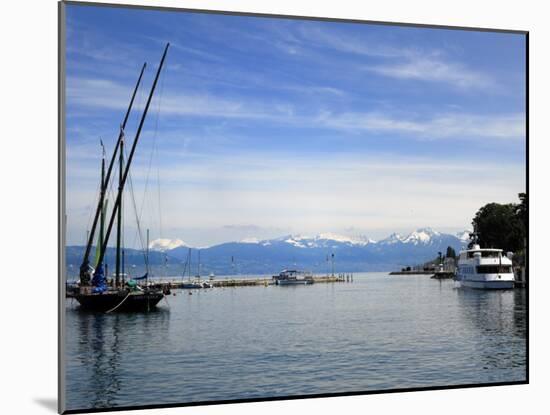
240 237 260 244
379 232 404 245
377 227 466 247
148 238 187 251
185 228 469 273
67 228 471 276
456 230 472 243
402 227 440 244
258 233 376 248
314 233 376 246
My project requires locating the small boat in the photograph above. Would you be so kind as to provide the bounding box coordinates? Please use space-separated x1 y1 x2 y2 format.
179 248 209 289
181 282 203 289
455 244 515 289
180 280 212 289
273 269 314 285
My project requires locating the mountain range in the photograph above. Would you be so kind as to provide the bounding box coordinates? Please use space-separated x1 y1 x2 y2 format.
66 228 470 277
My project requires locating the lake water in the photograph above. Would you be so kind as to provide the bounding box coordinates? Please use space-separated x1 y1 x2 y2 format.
64 272 527 411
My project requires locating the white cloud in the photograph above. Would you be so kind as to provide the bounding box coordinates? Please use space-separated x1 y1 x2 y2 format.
66 77 295 121
296 24 416 59
316 111 525 140
288 25 496 91
66 151 526 247
366 58 494 89
67 76 524 140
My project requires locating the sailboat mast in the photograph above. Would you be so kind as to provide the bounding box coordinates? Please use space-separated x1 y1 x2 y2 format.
183 248 190 281
116 134 124 287
95 43 170 270
80 63 146 278
100 146 105 252
146 228 150 273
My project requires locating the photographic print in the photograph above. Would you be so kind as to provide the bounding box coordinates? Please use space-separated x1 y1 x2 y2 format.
60 1 527 413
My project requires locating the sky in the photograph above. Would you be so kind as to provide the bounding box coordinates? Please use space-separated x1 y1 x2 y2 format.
64 4 526 248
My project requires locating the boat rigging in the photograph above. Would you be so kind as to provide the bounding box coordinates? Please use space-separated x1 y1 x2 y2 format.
74 43 170 312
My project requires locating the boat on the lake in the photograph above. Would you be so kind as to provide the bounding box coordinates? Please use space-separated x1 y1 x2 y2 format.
180 281 203 289
179 280 212 289
454 244 515 289
178 248 213 289
273 269 314 285
74 44 170 312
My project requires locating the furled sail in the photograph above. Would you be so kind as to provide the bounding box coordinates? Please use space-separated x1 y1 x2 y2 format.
93 198 108 268
91 263 107 293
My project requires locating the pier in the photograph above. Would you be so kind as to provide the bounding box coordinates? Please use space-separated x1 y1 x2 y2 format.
155 275 347 289
66 274 354 298
431 271 455 279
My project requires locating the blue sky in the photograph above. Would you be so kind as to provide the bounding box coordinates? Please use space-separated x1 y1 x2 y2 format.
65 4 526 248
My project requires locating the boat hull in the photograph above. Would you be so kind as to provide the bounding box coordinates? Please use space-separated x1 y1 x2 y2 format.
458 279 514 289
276 279 314 285
74 290 164 312
181 283 202 289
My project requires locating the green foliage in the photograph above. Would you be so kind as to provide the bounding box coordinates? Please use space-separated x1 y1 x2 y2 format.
446 246 456 259
517 192 527 230
470 193 527 253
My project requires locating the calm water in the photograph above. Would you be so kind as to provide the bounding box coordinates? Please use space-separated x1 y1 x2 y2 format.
65 273 527 410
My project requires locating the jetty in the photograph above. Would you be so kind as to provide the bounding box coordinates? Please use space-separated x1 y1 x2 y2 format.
152 275 346 289
431 271 455 279
67 275 348 297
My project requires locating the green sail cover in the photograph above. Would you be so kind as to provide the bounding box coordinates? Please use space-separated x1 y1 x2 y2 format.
94 198 108 268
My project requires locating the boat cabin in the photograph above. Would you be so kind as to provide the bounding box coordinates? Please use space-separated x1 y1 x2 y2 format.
458 244 513 260
273 269 313 280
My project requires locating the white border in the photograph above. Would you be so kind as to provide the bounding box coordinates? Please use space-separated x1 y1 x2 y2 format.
2 1 547 414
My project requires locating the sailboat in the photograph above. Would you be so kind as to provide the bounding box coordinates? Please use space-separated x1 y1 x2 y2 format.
74 44 170 312
180 248 202 289
196 250 213 288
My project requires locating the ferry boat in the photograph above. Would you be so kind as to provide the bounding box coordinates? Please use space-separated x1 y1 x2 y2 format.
273 270 314 285
455 244 515 289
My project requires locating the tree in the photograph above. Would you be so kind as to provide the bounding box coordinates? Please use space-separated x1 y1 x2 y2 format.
471 198 525 253
446 246 456 259
516 192 527 231
514 192 527 266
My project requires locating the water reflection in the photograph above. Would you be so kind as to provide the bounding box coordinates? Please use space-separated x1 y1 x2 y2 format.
68 307 170 409
454 287 527 375
65 274 527 410
455 287 526 336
